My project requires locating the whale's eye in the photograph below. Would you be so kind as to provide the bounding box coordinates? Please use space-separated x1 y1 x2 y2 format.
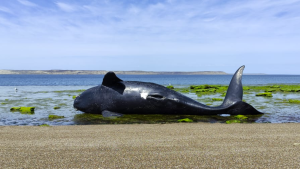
149 94 164 99
147 93 165 100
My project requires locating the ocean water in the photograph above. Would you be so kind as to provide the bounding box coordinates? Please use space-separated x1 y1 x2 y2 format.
0 74 300 125
1 74 300 86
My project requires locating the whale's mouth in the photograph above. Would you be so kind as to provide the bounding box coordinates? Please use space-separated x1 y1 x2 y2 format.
73 95 101 114
73 96 88 112
73 86 101 113
73 97 82 111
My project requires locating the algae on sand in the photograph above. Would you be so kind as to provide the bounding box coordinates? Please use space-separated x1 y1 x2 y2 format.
178 118 193 123
226 120 242 124
234 115 248 120
39 124 50 127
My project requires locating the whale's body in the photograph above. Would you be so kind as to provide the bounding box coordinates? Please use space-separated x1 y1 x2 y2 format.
74 66 262 117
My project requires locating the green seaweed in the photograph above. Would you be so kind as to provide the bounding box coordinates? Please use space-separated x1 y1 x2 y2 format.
270 85 280 88
20 107 35 114
217 86 228 91
196 89 209 93
279 85 300 92
208 89 216 92
221 92 226 97
166 85 174 89
288 99 300 104
265 88 277 92
189 85 229 96
10 107 35 114
212 98 223 101
73 113 263 125
48 115 65 120
58 103 67 107
226 120 242 124
226 115 250 124
39 124 50 127
54 106 61 109
191 85 221 90
72 95 77 99
234 115 248 120
181 89 190 93
10 107 20 111
177 118 193 122
243 86 250 90
256 93 273 97
174 88 190 93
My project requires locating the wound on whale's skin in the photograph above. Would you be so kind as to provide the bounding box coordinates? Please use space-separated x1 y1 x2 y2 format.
73 66 263 117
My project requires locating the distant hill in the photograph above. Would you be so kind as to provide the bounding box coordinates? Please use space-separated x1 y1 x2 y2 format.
0 70 228 75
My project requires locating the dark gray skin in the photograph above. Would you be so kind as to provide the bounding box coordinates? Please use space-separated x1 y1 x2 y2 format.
74 66 263 117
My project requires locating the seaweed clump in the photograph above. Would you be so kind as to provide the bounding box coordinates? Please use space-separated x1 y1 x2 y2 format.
288 99 300 104
256 93 273 97
190 85 228 97
226 115 248 124
212 98 223 101
177 118 193 123
166 85 174 89
10 107 35 114
39 124 50 127
48 115 65 120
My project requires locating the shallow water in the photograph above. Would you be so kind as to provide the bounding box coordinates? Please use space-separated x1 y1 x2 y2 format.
1 85 300 125
0 86 88 126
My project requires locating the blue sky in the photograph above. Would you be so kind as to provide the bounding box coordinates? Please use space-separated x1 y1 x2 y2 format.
0 0 299 74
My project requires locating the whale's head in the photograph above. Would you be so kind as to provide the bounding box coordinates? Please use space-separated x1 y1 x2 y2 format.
73 86 101 113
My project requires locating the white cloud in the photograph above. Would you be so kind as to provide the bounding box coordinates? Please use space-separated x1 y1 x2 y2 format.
17 0 37 7
0 6 13 14
56 2 76 12
128 5 140 14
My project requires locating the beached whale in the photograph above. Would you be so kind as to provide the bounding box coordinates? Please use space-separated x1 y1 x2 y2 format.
74 66 262 117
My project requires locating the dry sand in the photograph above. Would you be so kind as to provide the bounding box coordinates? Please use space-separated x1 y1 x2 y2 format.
1 123 300 168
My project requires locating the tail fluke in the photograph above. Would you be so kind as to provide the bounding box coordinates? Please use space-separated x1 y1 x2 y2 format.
221 65 244 108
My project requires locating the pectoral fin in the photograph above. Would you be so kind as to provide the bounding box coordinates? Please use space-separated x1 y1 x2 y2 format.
102 110 123 118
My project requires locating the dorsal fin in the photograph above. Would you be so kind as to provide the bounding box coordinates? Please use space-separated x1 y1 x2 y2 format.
102 71 123 87
221 65 244 107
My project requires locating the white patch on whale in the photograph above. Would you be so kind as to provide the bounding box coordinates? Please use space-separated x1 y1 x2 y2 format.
140 92 148 99
125 88 139 92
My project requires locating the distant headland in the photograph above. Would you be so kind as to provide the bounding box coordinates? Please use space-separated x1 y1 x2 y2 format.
0 70 228 75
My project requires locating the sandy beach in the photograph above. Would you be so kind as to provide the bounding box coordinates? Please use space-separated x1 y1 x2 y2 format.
1 123 300 168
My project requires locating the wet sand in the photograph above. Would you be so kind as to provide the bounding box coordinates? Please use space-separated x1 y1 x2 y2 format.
1 123 300 168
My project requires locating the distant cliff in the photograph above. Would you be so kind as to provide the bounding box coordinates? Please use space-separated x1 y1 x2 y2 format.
0 70 228 75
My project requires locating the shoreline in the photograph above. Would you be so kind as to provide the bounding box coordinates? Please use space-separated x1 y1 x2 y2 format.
1 123 300 168
0 70 227 75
